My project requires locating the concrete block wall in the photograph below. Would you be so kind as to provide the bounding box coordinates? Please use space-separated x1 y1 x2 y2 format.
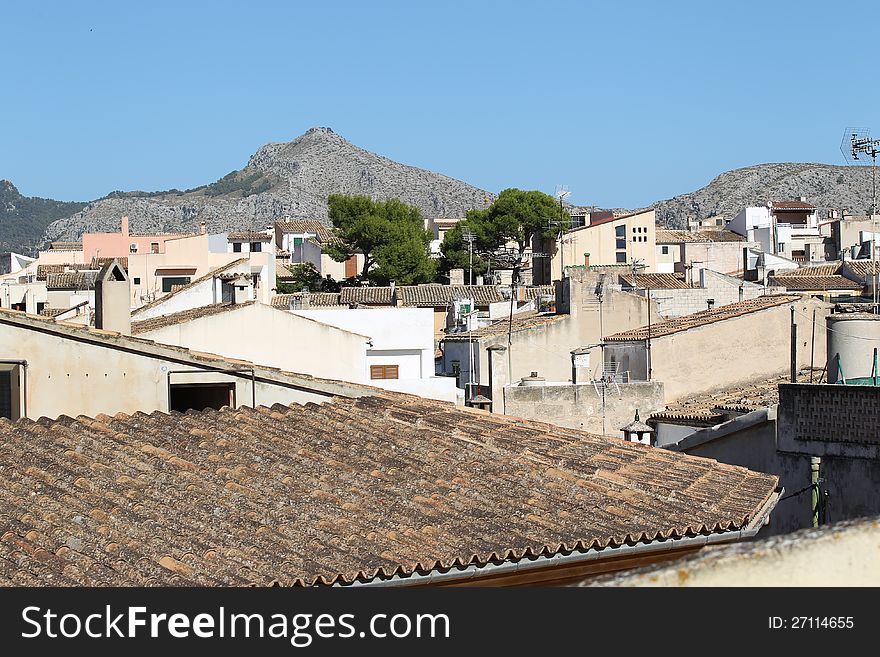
503 381 664 436
652 270 765 318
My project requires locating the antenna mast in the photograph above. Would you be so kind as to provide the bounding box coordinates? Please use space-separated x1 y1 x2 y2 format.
841 128 880 313
554 185 572 280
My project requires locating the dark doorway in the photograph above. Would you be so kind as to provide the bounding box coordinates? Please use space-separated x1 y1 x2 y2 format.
169 383 235 412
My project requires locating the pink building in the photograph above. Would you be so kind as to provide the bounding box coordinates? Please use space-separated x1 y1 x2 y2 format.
82 216 184 261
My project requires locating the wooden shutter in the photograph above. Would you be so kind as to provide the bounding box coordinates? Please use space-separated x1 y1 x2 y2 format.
370 365 399 380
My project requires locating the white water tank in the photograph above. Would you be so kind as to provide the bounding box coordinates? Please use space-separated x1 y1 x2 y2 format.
826 313 880 383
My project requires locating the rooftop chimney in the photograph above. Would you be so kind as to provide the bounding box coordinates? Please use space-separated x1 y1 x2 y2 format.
199 221 207 234
121 216 129 237
94 259 131 335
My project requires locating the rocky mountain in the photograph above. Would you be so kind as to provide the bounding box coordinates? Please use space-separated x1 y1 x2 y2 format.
40 127 495 244
0 180 86 254
653 162 878 227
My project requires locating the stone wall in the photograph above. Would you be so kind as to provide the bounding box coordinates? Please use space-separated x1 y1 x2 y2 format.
503 381 664 436
650 270 765 318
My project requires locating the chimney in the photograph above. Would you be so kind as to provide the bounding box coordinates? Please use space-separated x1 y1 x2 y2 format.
121 216 129 237
449 268 464 285
487 345 508 414
94 259 131 335
583 252 590 268
199 221 207 235
389 280 396 304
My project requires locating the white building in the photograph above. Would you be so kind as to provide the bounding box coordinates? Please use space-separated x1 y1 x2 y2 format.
729 199 825 263
290 307 461 403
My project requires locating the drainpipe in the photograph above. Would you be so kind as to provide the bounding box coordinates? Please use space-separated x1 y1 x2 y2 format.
789 306 797 382
811 457 821 528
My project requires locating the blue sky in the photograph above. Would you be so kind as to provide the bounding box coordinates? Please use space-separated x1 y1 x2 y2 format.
2 1 877 208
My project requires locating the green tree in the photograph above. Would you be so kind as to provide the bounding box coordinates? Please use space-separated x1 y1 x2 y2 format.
326 195 436 285
276 262 339 293
439 188 569 283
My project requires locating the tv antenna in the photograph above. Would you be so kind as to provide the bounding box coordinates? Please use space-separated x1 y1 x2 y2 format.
460 227 476 285
552 185 573 277
840 128 880 312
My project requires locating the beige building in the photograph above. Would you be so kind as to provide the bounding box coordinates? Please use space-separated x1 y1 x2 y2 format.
603 294 831 403
654 228 753 277
440 269 657 405
541 209 658 284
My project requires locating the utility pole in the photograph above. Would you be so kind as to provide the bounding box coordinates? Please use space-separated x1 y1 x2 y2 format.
841 129 880 313
461 228 476 285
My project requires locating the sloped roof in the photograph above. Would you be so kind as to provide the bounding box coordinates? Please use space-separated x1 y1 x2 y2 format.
655 229 744 244
131 301 255 335
619 273 691 290
339 286 393 305
227 231 272 242
443 311 569 341
0 394 778 586
767 275 863 291
772 263 841 277
131 258 248 317
276 220 335 243
271 293 342 308
47 241 82 251
46 271 98 291
842 260 880 281
605 295 801 342
771 200 815 210
398 284 505 307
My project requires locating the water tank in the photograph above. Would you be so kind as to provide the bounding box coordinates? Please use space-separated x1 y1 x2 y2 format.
826 313 880 384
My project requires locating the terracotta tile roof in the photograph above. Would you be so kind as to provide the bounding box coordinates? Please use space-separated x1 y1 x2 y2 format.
842 260 880 281
0 394 778 586
131 258 248 317
767 275 863 291
567 208 653 232
275 262 295 279
46 271 98 290
650 370 820 423
339 286 393 305
771 200 815 210
276 220 335 243
772 263 841 277
619 272 691 290
271 293 342 308
91 256 128 270
47 241 82 251
227 231 272 242
398 284 505 307
443 311 568 341
131 302 255 335
39 307 68 317
36 264 68 280
655 229 744 244
605 295 801 342
523 285 556 300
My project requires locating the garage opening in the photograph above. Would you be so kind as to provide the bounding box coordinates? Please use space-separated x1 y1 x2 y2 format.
169 382 235 412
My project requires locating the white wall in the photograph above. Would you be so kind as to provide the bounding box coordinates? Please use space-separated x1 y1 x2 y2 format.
137 303 370 384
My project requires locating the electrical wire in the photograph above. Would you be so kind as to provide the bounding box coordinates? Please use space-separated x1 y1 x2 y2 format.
789 304 880 342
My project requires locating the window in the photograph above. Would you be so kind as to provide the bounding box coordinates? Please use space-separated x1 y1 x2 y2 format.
632 227 637 234
662 246 669 255
162 276 191 292
615 225 625 237
616 252 627 263
250 242 262 252
133 277 141 285
777 243 785 253
370 364 399 380
617 238 627 249
293 237 304 247
0 365 21 421
233 242 242 253
150 242 160 254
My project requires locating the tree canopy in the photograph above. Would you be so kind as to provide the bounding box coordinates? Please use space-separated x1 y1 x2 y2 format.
439 188 570 283
326 194 436 285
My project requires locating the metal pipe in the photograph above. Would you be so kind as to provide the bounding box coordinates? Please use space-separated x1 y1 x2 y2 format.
811 457 821 528
790 306 797 382
809 308 816 383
